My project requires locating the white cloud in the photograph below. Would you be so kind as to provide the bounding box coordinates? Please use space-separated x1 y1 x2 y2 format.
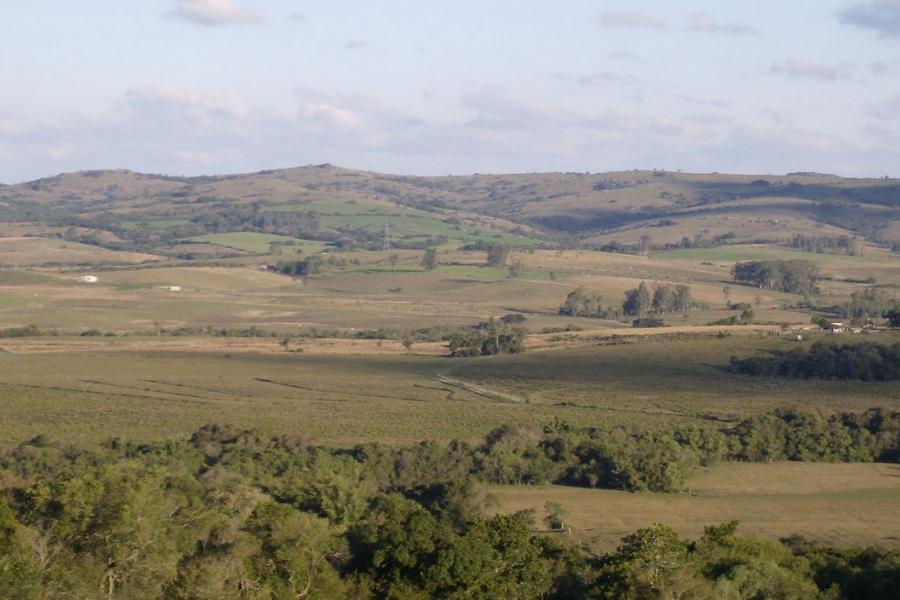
170 0 261 26
688 14 759 36
0 85 897 182
124 86 252 127
599 11 667 31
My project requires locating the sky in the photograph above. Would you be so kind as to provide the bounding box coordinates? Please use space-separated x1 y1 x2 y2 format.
1 0 899 182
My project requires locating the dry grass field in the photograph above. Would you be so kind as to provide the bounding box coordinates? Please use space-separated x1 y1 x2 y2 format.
491 462 900 552
0 237 159 267
2 240 891 333
0 332 896 451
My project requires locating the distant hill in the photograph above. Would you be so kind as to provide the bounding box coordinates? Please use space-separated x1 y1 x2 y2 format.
0 165 897 256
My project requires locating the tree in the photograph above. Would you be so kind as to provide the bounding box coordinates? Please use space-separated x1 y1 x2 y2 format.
722 285 732 307
508 260 525 279
388 253 400 271
639 235 653 256
486 245 510 267
884 306 900 328
673 285 693 312
623 282 651 317
652 285 676 314
559 287 605 318
420 248 438 271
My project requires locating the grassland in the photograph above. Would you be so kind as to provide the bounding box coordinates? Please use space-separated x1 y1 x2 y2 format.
0 237 159 267
654 244 897 265
492 462 900 552
188 232 330 254
0 332 896 451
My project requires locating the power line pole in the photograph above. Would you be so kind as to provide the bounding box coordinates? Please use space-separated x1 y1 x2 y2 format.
383 221 390 251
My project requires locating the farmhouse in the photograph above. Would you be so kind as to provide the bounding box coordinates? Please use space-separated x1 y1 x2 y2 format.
76 275 98 283
158 285 182 292
828 322 846 334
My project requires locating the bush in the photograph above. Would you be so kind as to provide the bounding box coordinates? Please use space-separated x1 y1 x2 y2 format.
632 317 665 328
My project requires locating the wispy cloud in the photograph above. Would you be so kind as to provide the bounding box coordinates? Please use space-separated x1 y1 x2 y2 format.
868 94 900 119
578 72 638 87
769 59 856 82
606 50 645 63
170 0 261 26
687 13 759 36
677 95 732 109
599 11 667 31
838 0 900 38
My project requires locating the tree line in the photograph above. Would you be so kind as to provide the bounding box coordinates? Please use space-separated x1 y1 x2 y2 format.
789 233 860 256
1 409 898 598
730 341 900 382
559 282 701 321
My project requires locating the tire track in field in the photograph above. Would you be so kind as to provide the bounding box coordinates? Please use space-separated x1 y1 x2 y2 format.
79 379 220 402
254 377 434 403
2 382 217 406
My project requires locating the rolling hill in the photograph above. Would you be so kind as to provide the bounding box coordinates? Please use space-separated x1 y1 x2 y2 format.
0 165 897 262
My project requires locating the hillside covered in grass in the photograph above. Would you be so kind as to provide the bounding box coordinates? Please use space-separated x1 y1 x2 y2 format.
0 166 897 258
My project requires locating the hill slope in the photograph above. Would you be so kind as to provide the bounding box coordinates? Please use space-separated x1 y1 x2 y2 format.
0 166 897 257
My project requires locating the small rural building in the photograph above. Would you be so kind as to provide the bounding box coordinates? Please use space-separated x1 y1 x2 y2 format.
828 322 845 334
158 285 181 292
76 275 98 283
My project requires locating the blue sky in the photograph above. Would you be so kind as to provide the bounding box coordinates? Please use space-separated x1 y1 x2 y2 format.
1 0 899 182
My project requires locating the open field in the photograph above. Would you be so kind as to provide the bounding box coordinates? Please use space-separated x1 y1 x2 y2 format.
0 241 891 339
0 333 896 451
492 462 900 552
0 237 160 267
188 232 331 254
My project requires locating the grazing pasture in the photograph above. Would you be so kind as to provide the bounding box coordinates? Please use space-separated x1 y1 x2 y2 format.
492 461 900 552
0 333 896 450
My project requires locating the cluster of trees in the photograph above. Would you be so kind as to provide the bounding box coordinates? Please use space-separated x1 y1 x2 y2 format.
624 282 697 317
486 244 510 267
199 207 322 239
731 341 900 382
274 256 324 277
1 410 898 598
838 287 896 321
790 233 860 255
559 283 697 321
661 231 738 250
558 287 611 319
420 247 438 270
447 319 526 357
732 259 819 295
